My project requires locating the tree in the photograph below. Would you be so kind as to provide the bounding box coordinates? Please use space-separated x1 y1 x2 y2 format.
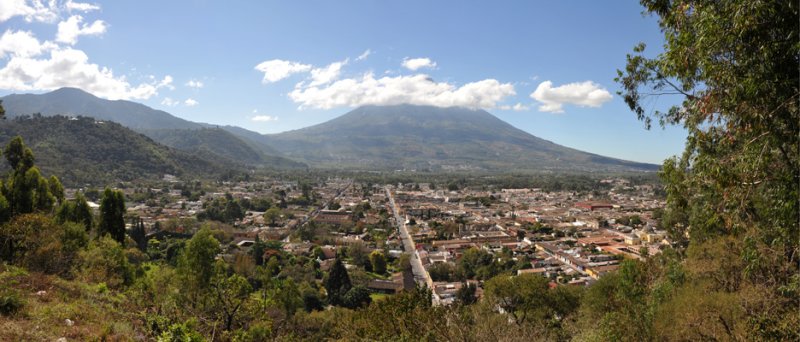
76 235 133 288
2 136 55 216
264 207 281 227
368 250 387 275
455 282 477 306
178 227 221 296
342 285 372 309
55 192 93 231
428 262 455 282
616 1 798 339
211 261 253 331
325 258 351 306
347 241 369 267
98 188 126 244
250 235 267 266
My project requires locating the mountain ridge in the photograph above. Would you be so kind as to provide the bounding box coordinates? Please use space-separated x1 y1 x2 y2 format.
1 88 657 173
0 88 304 169
263 104 658 172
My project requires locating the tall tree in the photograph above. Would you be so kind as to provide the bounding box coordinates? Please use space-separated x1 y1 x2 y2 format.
178 227 221 307
2 136 56 216
369 250 387 275
98 188 126 244
615 1 799 339
325 258 352 306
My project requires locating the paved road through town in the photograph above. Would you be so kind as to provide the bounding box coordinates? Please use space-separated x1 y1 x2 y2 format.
385 186 433 289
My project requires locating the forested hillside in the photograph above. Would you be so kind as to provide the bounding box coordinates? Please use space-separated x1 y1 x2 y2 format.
0 115 240 186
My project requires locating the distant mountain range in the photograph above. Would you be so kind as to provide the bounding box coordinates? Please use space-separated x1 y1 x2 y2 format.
264 105 658 172
1 88 304 169
0 88 657 177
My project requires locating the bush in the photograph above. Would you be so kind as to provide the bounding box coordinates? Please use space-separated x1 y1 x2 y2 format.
0 290 24 316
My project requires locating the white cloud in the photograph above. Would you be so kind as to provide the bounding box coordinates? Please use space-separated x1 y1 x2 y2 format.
0 0 60 23
251 115 278 122
500 103 530 111
56 15 106 45
65 0 99 12
0 45 172 100
0 29 56 58
0 1 172 101
184 98 198 106
356 49 371 61
530 80 612 113
402 57 436 71
0 0 100 23
309 59 347 87
161 97 178 106
289 72 515 110
254 59 311 83
185 79 203 88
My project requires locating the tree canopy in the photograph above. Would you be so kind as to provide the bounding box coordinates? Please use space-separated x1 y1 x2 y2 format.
612 0 799 339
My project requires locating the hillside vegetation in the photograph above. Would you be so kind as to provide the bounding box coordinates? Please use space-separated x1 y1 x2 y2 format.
143 128 306 169
0 115 239 186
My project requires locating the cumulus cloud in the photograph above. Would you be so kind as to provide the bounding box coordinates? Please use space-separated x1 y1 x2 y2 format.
56 15 106 45
184 98 198 106
288 73 515 110
0 0 101 23
0 29 56 58
185 79 203 88
500 103 530 111
0 0 60 23
402 57 436 71
254 59 311 83
65 0 99 12
0 2 170 100
251 115 278 122
0 44 173 100
356 49 371 61
530 80 612 113
161 97 178 106
309 59 347 87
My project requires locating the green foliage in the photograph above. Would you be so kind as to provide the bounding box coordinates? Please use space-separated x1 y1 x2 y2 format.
0 116 240 186
0 214 86 275
368 250 386 275
178 227 221 293
612 0 800 339
324 258 351 306
199 193 244 224
55 191 93 231
262 207 281 227
455 282 477 306
77 235 134 288
98 188 126 244
342 285 371 309
428 262 456 282
1 136 58 217
157 322 205 342
210 263 253 331
0 289 24 316
484 274 580 325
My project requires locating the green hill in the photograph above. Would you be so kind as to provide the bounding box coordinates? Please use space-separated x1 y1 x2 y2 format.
0 88 304 169
141 128 306 169
0 115 241 186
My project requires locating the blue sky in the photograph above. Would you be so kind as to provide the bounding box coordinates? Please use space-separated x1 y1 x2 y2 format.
0 0 687 164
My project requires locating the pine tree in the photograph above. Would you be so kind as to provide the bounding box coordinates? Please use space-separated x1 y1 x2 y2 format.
325 258 351 306
99 188 126 244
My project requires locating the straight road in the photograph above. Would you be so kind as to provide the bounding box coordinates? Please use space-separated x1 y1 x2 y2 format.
385 186 432 289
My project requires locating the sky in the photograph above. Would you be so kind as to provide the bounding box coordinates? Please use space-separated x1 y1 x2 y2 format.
0 0 687 164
